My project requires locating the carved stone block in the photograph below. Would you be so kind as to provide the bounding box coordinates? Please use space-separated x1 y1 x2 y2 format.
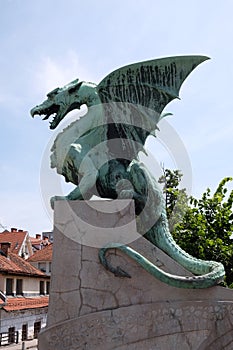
38 200 233 350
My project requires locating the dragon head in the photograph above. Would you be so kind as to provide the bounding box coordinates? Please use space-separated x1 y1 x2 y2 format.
31 79 98 129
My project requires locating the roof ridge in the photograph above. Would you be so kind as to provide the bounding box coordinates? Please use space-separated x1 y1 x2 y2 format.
0 252 47 277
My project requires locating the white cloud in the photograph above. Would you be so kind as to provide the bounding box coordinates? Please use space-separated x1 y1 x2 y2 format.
34 50 95 95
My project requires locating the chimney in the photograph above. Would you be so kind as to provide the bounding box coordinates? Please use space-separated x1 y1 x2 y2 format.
0 242 11 257
11 228 17 232
36 234 41 239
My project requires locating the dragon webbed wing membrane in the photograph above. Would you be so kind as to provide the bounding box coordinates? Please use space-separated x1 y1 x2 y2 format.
97 55 209 144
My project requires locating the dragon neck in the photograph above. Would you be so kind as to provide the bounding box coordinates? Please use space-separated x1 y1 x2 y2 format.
79 83 101 108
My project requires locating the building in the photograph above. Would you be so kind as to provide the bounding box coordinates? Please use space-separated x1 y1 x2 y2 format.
0 242 49 346
42 231 53 243
30 234 50 253
28 244 53 277
30 231 53 252
0 228 33 259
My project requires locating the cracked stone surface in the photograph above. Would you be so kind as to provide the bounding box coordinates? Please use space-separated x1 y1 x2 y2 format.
40 200 233 350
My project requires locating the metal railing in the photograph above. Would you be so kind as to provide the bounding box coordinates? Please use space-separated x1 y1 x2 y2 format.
0 291 6 304
0 331 19 346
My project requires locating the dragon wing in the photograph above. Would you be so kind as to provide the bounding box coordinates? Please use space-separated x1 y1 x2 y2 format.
97 56 209 148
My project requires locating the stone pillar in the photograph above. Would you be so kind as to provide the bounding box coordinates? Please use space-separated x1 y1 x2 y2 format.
39 200 233 350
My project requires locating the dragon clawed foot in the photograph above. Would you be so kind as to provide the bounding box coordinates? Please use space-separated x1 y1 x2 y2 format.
118 189 134 199
116 179 134 199
50 195 68 209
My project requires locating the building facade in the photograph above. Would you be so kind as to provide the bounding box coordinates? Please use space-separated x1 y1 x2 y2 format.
0 241 49 346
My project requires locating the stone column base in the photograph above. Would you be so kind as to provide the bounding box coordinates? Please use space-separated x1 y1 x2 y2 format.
38 200 233 350
39 300 233 350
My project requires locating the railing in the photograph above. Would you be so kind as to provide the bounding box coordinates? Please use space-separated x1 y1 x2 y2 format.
0 331 19 346
0 291 6 303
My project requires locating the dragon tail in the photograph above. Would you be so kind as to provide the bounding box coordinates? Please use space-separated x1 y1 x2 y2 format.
99 242 225 289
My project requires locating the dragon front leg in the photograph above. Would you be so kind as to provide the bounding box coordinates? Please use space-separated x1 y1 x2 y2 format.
50 146 98 209
50 187 88 209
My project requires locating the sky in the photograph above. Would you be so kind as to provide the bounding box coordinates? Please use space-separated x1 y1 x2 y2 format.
0 0 233 235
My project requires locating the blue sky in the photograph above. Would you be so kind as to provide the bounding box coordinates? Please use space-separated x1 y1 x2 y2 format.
1 0 233 235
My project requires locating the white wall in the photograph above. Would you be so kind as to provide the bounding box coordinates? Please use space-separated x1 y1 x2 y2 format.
0 275 49 297
0 307 47 343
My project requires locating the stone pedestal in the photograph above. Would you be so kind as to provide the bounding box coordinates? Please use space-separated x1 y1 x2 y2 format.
39 200 233 350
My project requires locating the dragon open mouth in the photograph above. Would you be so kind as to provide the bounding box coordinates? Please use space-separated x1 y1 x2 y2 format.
31 105 61 129
31 103 82 129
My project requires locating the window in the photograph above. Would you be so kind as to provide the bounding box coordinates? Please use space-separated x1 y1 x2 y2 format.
8 327 15 344
46 281 50 295
6 278 13 296
49 262 52 273
22 324 28 341
38 262 46 273
34 321 41 339
16 279 23 295
39 281 45 295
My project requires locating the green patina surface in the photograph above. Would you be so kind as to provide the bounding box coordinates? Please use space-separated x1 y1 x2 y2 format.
31 55 225 288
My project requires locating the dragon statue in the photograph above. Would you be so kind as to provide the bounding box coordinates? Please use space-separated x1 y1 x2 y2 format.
31 56 225 288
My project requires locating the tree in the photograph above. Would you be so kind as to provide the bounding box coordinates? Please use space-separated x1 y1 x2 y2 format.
159 170 233 287
158 168 189 231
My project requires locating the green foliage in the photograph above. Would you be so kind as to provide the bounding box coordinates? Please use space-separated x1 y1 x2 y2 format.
158 168 189 231
159 170 233 287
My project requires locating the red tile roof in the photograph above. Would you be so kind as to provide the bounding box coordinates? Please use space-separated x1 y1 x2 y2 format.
0 252 46 277
2 296 49 311
28 244 53 262
30 237 50 244
30 237 42 245
0 230 27 254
